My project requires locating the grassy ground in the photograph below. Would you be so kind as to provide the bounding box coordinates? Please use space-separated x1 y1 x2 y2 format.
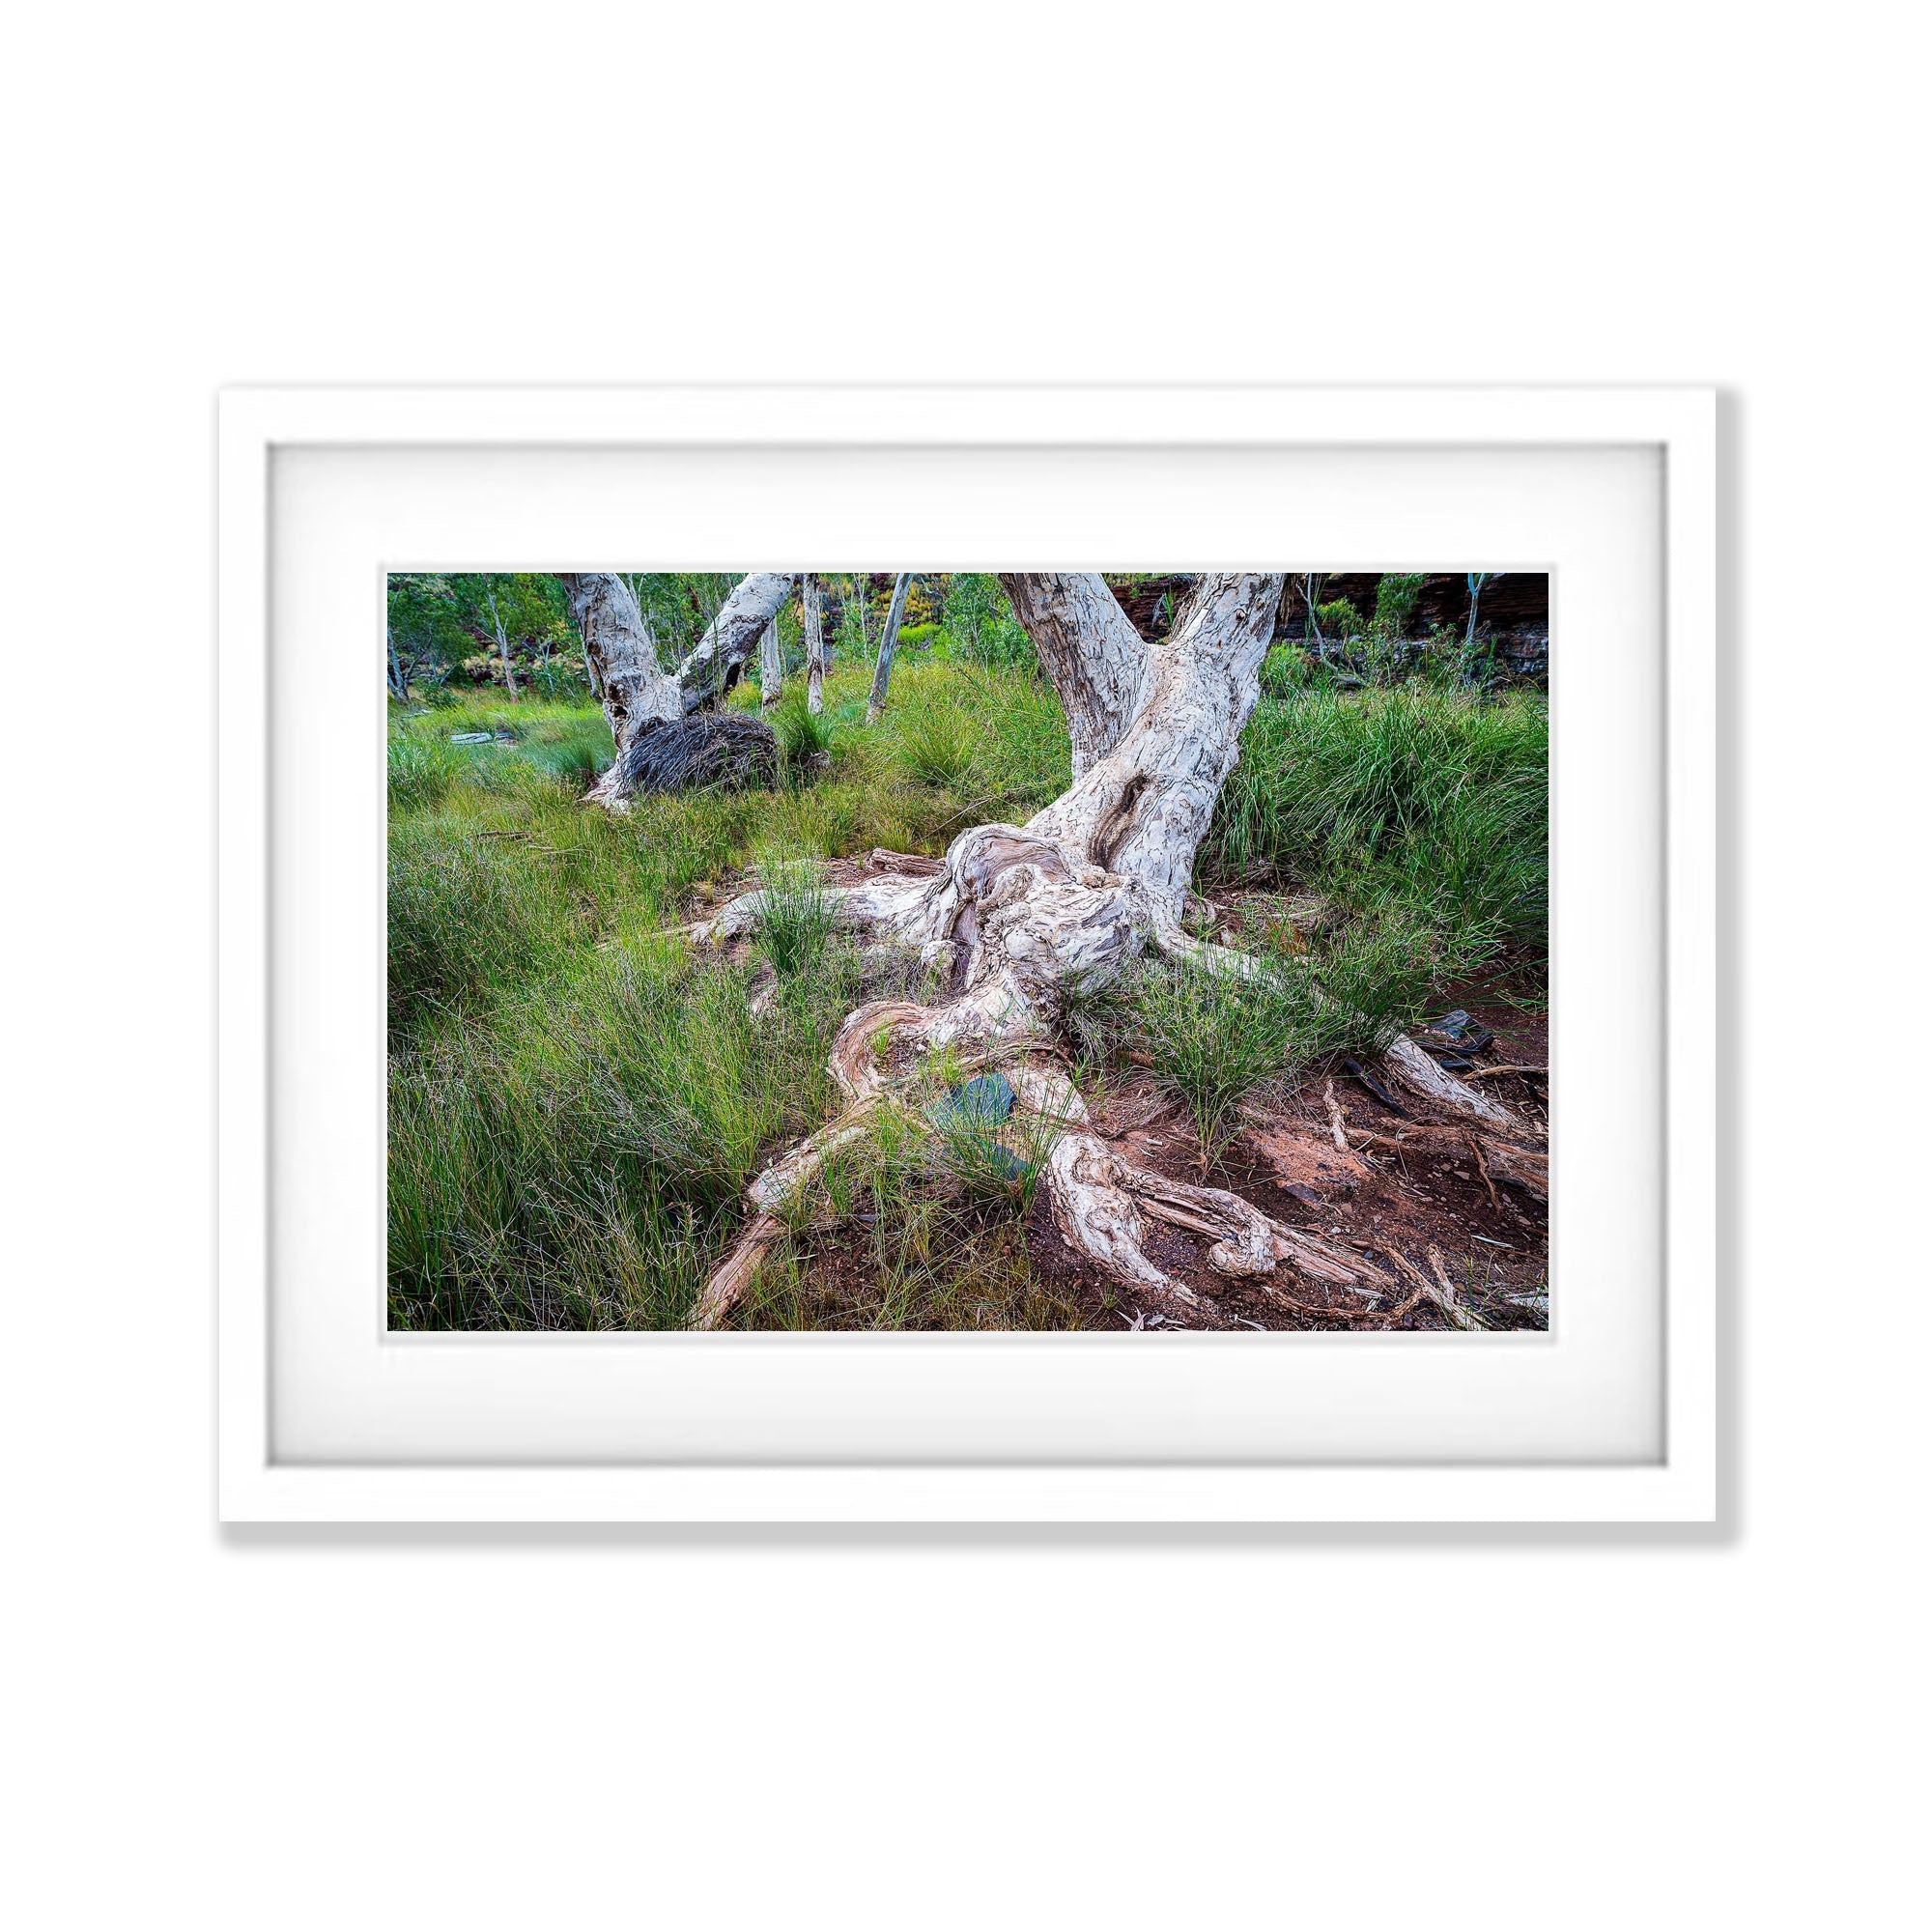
387 656 1547 1328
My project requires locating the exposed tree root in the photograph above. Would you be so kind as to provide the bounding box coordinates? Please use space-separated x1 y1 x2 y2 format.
1375 1243 1488 1333
1382 1034 1536 1135
689 831 1537 1325
688 1212 785 1331
1344 1122 1548 1204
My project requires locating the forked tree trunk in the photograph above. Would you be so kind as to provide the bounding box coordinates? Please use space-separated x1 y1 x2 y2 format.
997 572 1151 781
802 572 827 715
560 572 796 804
758 616 782 706
866 572 911 724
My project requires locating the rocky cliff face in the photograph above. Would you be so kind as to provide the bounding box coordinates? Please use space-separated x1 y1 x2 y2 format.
1104 572 1549 681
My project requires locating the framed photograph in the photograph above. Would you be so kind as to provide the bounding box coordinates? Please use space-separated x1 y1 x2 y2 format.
218 384 1715 1521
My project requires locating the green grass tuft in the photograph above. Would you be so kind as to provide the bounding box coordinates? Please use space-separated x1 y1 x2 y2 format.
755 858 835 979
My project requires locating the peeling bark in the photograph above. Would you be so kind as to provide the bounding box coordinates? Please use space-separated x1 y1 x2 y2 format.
758 615 782 706
674 572 797 708
1023 572 1283 925
556 573 683 785
866 572 911 724
999 572 1151 781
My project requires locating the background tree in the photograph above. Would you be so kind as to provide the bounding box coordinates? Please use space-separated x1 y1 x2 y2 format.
802 572 828 714
555 573 683 792
1301 572 1326 650
1463 571 1503 684
866 572 912 723
384 573 463 699
758 614 782 706
441 573 569 701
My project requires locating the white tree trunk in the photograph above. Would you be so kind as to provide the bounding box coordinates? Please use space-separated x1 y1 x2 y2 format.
866 572 911 724
1023 571 1281 925
802 572 827 715
556 573 682 761
674 572 797 706
996 573 1150 781
758 615 782 706
486 588 519 700
693 569 1539 1323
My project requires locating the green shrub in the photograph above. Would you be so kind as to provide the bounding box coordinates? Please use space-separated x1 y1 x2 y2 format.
943 573 1034 671
1371 572 1427 639
1315 597 1362 638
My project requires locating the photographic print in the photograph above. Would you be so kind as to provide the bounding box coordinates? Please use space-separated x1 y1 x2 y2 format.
388 569 1548 1333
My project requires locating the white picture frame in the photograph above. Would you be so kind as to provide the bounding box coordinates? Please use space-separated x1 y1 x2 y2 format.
218 384 1716 1523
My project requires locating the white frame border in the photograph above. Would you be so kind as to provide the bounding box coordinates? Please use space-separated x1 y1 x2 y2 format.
217 385 1716 1522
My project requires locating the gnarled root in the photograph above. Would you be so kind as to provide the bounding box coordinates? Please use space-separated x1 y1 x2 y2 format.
1014 1067 1388 1324
687 1103 884 1330
689 843 1517 1330
1343 1121 1548 1204
688 1212 785 1331
1382 1035 1539 1136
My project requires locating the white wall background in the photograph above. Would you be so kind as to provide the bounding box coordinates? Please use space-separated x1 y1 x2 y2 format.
3 5 1924 1927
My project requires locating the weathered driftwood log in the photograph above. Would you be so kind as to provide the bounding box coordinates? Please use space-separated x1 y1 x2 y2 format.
607 714 780 798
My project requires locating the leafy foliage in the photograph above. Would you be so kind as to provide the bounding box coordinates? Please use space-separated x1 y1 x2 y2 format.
941 573 1033 671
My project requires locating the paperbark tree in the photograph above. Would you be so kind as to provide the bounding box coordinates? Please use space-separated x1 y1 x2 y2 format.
693 572 1531 1325
865 572 912 724
758 615 782 706
802 572 827 714
673 572 798 705
996 571 1151 781
558 572 801 804
555 574 684 800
